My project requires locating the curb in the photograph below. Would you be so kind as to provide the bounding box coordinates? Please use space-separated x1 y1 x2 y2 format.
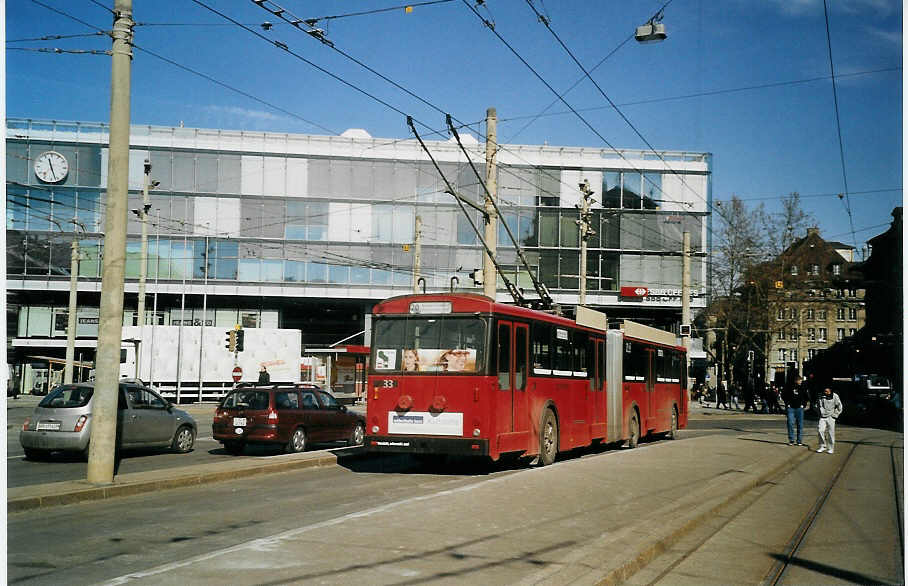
8 449 364 514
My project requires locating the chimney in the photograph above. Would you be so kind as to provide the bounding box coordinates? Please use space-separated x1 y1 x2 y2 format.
807 227 819 238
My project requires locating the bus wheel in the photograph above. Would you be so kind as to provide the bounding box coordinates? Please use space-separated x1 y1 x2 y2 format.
628 412 640 449
539 409 558 466
667 407 679 440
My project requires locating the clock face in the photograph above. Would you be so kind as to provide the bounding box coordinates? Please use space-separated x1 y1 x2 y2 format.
34 151 69 183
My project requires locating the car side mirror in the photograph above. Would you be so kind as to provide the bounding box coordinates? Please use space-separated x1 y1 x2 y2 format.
339 405 347 413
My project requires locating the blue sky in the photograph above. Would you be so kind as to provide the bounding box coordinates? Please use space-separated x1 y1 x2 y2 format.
6 0 902 256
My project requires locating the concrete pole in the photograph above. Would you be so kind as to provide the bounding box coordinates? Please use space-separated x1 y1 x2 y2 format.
412 215 422 294
483 108 498 300
87 0 133 485
149 213 159 387
682 231 691 361
137 159 151 326
198 235 209 401
578 180 594 307
63 238 80 384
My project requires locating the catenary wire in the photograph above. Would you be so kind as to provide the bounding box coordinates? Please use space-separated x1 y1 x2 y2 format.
822 0 857 252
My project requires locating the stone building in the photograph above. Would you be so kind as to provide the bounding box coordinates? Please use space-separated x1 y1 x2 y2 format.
765 228 865 384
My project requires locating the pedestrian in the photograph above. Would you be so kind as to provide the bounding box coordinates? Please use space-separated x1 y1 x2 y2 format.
816 386 843 454
770 383 782 414
744 381 756 412
729 383 739 410
781 375 810 446
716 382 728 409
258 365 270 384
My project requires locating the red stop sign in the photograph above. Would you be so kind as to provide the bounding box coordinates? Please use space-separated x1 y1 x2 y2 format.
232 366 243 382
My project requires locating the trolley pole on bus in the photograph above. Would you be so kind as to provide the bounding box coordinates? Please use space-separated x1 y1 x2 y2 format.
483 107 498 300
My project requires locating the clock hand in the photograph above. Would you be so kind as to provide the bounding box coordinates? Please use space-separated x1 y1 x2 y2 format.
48 159 58 181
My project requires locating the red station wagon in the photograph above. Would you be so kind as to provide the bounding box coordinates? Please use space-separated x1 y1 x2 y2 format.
213 383 365 455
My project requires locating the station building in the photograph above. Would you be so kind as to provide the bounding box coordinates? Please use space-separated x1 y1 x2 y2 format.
6 118 711 393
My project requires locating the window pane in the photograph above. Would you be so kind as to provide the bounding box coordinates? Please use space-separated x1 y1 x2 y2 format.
308 262 327 283
238 259 260 281
173 153 194 192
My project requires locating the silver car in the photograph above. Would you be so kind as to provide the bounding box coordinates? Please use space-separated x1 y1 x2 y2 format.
20 381 197 460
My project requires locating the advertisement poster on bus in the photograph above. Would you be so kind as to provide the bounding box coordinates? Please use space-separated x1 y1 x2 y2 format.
376 348 477 373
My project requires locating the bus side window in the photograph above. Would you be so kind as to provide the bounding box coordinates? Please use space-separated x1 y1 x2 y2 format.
497 323 511 390
532 324 552 373
515 326 527 390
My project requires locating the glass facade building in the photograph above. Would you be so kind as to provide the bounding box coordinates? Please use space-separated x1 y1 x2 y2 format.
7 118 711 385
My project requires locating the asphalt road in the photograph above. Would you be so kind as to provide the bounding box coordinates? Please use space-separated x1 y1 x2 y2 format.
7 394 791 489
6 395 358 488
8 405 900 585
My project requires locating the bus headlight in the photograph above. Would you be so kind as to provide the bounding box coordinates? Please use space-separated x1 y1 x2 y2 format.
473 428 481 437
372 425 380 434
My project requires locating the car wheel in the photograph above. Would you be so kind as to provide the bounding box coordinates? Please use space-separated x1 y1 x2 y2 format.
171 425 195 453
537 409 558 466
349 423 365 446
23 448 46 461
628 411 640 449
286 427 307 453
224 441 244 455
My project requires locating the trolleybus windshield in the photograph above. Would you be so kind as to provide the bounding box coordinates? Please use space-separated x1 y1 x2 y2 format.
372 316 487 374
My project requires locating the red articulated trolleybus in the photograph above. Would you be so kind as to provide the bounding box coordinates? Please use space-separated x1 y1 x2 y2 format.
365 293 689 465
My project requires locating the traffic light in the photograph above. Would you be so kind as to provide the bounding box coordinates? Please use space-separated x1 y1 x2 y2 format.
225 330 236 352
235 329 245 352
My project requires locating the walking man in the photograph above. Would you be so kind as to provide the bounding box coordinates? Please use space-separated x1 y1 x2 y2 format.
716 382 728 410
782 375 810 446
816 386 843 453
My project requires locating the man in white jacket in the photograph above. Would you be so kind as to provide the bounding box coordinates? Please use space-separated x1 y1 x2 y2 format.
816 386 844 454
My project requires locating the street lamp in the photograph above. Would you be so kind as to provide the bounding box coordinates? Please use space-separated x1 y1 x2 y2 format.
49 218 86 384
635 10 667 44
134 159 160 327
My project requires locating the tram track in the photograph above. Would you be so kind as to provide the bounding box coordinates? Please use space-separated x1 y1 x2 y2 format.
761 442 859 585
633 430 904 586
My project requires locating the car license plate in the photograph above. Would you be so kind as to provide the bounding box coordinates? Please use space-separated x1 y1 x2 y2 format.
36 421 61 431
232 417 246 427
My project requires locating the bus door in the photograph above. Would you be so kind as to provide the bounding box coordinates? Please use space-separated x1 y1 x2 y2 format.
592 339 607 435
495 321 529 436
645 348 655 430
513 324 529 434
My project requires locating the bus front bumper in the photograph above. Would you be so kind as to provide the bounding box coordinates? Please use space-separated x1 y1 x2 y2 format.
366 435 489 456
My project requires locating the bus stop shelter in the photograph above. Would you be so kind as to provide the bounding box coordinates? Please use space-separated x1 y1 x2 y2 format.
302 345 369 404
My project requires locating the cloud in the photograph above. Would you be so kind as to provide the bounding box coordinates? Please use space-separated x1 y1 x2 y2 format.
768 0 898 17
204 105 287 123
867 27 902 48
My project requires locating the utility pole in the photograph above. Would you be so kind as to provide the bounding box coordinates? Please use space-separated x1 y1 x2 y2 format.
577 180 596 306
483 107 498 300
198 234 209 401
87 0 133 485
681 231 691 364
136 159 152 326
412 215 422 294
63 221 85 384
